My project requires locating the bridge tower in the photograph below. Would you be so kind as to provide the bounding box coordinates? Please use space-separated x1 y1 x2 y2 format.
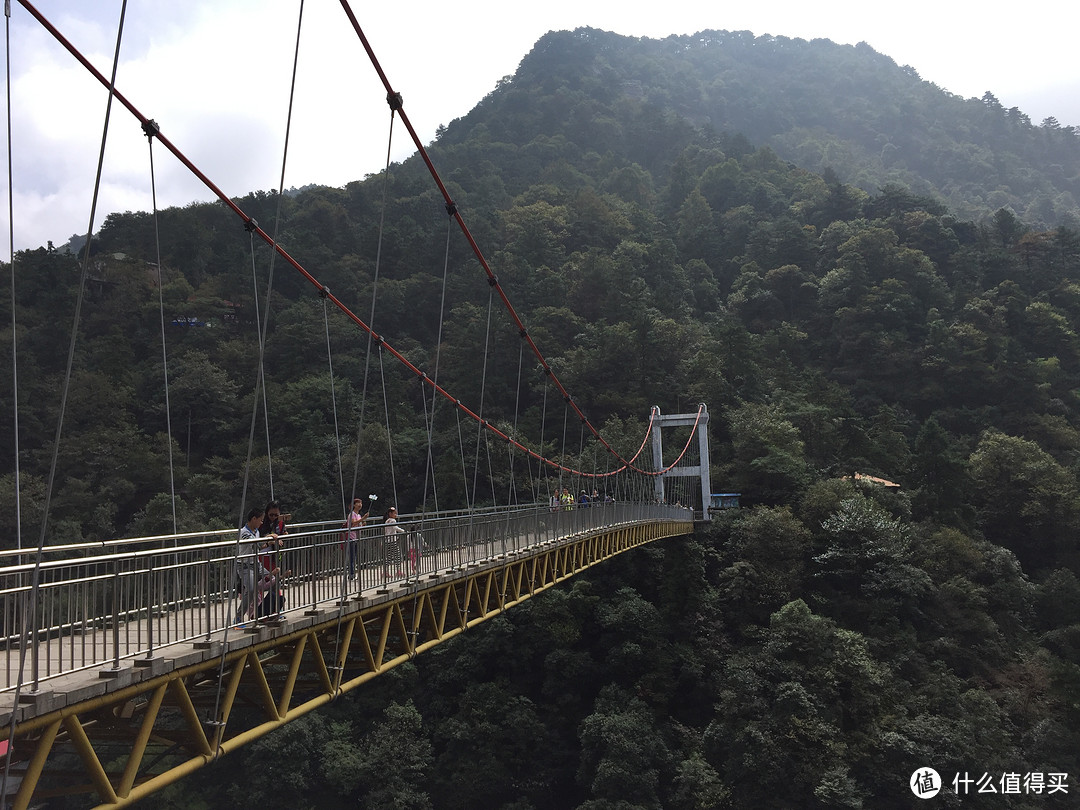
649 405 712 520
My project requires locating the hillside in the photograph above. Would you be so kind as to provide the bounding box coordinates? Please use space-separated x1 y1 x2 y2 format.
441 28 1080 228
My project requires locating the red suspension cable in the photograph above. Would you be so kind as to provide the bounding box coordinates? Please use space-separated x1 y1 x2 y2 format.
335 0 643 471
19 0 694 480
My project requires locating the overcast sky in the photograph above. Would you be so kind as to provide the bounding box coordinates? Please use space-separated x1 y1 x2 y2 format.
5 0 1079 253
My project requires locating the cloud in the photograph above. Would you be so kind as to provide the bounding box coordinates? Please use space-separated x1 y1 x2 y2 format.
7 1 447 250
5 0 1079 252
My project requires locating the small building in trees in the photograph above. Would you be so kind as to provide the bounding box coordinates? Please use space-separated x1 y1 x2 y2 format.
846 472 901 488
709 492 741 511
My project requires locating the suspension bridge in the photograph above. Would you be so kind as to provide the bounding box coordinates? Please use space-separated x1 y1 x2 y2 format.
3 2 715 807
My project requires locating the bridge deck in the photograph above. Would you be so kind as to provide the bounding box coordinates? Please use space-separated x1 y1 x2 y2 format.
0 503 691 727
0 548 544 727
0 508 694 810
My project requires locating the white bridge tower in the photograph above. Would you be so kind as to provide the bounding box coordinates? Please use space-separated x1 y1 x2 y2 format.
650 404 712 521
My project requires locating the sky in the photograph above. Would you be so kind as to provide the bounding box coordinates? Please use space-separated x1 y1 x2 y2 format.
5 0 1079 253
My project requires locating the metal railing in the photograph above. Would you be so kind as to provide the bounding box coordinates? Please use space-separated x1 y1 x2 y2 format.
0 501 691 691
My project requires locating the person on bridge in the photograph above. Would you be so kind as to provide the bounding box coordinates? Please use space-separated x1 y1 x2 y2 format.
264 500 288 537
236 507 279 625
257 502 291 619
346 497 369 579
261 501 288 573
383 506 405 580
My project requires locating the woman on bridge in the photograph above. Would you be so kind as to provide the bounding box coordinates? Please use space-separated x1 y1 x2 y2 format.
236 507 278 625
383 506 405 580
346 497 368 579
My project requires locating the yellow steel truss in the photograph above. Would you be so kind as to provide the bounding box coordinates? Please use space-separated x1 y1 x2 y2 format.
1 520 692 809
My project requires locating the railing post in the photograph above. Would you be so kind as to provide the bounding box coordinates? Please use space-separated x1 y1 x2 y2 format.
109 562 121 671
500 510 509 558
145 558 154 659
28 583 40 692
203 548 212 640
307 532 320 614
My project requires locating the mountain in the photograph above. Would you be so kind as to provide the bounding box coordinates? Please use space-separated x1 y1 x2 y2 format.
4 26 1080 810
10 27 1080 558
438 28 1080 229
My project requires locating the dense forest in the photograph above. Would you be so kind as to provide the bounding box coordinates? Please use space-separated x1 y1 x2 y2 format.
446 28 1080 229
5 26 1080 809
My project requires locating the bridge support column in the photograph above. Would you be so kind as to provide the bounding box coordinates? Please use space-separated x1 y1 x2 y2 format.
649 405 712 520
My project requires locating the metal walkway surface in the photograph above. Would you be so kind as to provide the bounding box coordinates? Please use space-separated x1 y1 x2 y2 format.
0 503 693 809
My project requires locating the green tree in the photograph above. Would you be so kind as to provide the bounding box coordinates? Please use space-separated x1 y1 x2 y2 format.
431 681 556 808
968 430 1080 571
813 495 932 629
669 753 729 810
577 685 671 808
674 188 718 262
322 701 433 810
719 506 810 623
727 402 810 504
169 349 242 458
707 600 884 808
909 415 969 523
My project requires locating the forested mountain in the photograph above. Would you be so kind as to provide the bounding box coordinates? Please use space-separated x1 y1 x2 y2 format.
444 28 1080 229
4 26 1080 809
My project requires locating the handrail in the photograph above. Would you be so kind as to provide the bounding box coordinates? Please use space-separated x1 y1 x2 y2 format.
0 501 551 562
0 502 693 691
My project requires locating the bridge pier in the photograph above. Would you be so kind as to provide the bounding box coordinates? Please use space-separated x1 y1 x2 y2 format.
650 404 712 519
